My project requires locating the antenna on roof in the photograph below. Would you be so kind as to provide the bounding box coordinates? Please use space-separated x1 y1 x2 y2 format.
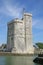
22 8 25 19
23 8 25 13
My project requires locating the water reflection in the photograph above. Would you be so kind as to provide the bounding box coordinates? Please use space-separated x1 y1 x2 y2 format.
0 56 41 65
5 56 35 65
5 56 12 65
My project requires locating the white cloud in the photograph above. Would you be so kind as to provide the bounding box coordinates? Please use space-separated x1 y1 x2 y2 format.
32 18 43 30
0 0 24 18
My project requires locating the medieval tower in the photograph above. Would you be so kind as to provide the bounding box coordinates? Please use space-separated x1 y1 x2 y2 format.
7 13 34 54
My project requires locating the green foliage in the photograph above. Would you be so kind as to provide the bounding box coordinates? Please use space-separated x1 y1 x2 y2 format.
2 44 7 49
36 42 43 49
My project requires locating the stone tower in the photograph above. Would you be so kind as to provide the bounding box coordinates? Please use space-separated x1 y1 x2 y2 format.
7 13 34 54
24 13 33 53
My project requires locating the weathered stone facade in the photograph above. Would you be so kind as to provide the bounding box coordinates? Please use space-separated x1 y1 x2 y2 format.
7 13 34 54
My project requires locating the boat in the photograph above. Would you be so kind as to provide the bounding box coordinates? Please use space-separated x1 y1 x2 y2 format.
33 54 43 64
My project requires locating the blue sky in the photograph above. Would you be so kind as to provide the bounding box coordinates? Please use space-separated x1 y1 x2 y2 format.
0 0 43 45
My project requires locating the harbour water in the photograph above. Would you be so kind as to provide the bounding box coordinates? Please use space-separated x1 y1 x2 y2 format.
0 56 41 65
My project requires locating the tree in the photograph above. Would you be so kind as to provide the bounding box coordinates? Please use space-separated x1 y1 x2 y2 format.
36 42 43 49
2 44 7 49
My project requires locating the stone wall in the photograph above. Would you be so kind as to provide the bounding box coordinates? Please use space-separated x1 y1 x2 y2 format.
7 13 34 54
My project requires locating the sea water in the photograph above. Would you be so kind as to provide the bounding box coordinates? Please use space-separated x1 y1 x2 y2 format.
0 56 41 65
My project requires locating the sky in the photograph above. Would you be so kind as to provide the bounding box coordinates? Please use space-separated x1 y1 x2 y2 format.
0 0 43 45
